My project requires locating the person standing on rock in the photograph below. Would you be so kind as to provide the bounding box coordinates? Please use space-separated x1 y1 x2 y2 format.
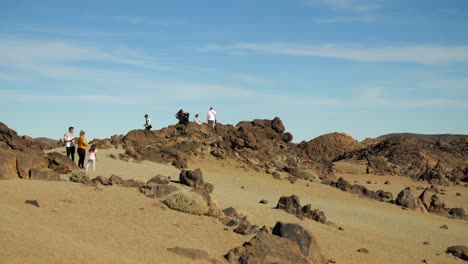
194 114 202 125
206 107 217 131
77 130 88 169
144 114 152 131
63 126 76 161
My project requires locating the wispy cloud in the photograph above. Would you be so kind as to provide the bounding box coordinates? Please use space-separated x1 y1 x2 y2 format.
312 14 376 23
0 89 134 104
111 16 187 26
12 25 128 38
204 42 468 64
230 74 272 85
304 0 384 13
0 81 259 105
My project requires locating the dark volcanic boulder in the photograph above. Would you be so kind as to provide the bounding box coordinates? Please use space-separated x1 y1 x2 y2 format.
46 152 77 174
447 245 468 261
179 169 205 189
419 188 434 209
234 220 253 235
29 168 60 181
276 195 302 215
272 222 323 264
223 207 241 219
301 205 326 224
271 117 285 133
147 175 170 185
108 175 124 185
276 195 327 223
330 177 393 203
395 187 426 212
225 230 311 264
448 208 466 219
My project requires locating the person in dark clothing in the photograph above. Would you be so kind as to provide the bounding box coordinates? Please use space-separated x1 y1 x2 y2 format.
63 126 76 162
175 109 190 126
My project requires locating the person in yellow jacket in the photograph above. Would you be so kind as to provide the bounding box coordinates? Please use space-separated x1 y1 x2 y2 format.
77 130 88 169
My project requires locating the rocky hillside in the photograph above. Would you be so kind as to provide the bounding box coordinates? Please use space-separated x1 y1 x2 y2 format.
298 132 364 162
362 133 468 146
93 117 336 183
0 122 76 180
341 135 468 185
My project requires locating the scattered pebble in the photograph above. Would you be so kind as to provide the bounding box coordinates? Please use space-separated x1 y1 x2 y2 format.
423 241 430 245
384 181 390 185
241 186 245 189
456 192 462 196
353 180 358 184
366 181 372 184
259 199 268 205
440 224 448 229
338 226 344 231
25 200 40 208
357 248 369 254
422 259 431 263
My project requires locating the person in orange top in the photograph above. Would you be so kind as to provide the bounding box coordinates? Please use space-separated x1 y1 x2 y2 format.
77 130 88 169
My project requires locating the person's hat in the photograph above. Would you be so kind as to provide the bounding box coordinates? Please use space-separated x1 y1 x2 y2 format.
145 114 148 117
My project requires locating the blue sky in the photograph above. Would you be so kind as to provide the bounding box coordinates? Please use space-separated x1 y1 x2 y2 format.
1 0 467 142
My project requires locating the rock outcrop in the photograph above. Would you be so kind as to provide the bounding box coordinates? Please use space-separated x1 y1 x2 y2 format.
330 177 393 203
340 135 468 185
120 118 335 183
225 222 324 264
276 195 327 224
395 187 427 213
0 122 74 180
447 245 468 261
298 132 364 162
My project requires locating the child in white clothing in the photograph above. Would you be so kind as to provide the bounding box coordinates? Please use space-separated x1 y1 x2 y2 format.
86 144 98 174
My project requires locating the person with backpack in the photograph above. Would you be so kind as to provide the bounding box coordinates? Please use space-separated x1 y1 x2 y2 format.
175 109 190 126
206 107 217 131
144 114 152 131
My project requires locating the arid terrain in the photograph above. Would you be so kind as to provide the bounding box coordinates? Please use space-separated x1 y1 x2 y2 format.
1 120 467 264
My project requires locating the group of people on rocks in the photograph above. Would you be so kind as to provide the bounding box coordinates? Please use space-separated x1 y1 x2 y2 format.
63 127 97 174
144 106 218 132
63 106 218 173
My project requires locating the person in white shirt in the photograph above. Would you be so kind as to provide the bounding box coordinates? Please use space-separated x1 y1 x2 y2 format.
144 114 152 131
194 114 202 125
63 126 76 161
86 144 98 174
206 107 217 131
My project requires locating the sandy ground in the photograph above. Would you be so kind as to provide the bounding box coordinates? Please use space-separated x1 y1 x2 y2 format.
1 147 467 264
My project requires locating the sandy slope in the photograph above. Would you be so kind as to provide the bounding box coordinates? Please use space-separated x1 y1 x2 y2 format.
1 147 467 264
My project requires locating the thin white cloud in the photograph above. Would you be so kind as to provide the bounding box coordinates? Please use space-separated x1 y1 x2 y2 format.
0 89 134 104
230 74 273 85
205 42 468 64
14 25 129 38
304 0 383 13
312 15 376 23
112 16 187 26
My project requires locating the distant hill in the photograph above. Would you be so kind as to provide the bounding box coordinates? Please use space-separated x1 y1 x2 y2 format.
362 133 468 146
298 132 364 162
34 137 59 147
